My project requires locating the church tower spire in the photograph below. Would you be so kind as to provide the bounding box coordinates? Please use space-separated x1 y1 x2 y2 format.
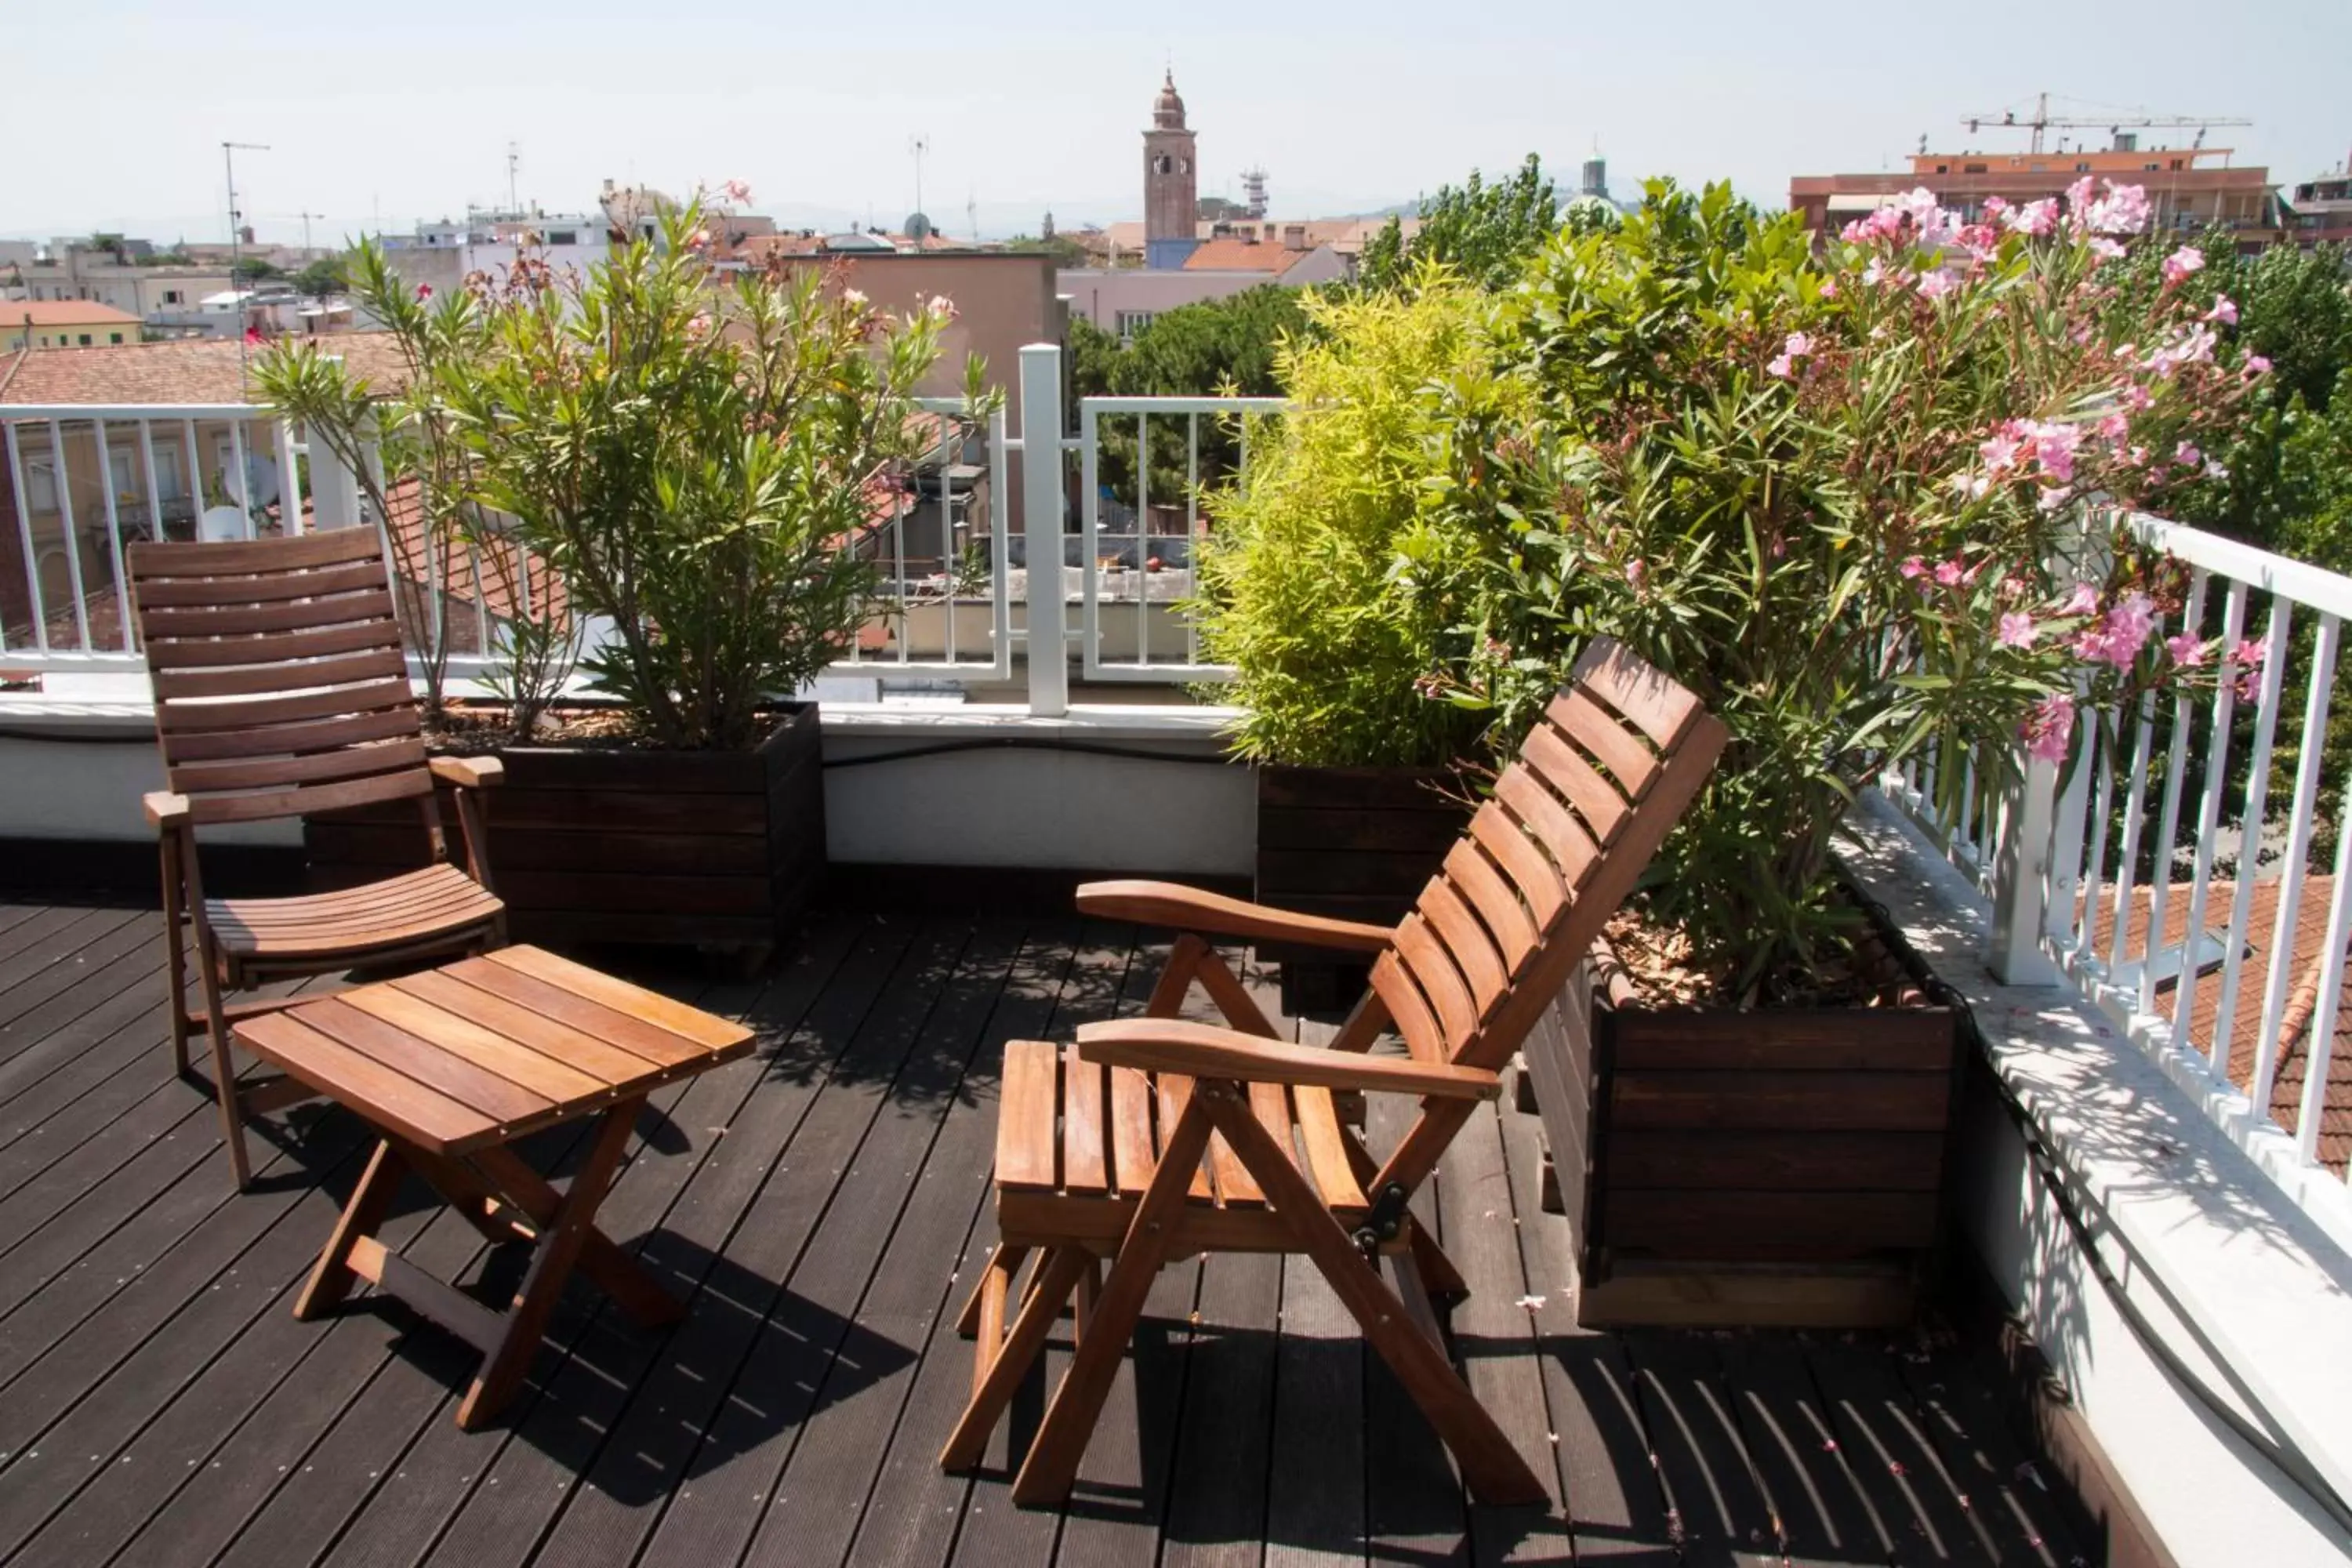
1143 69 1200 269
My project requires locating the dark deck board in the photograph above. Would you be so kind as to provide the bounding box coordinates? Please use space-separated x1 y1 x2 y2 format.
0 898 2088 1568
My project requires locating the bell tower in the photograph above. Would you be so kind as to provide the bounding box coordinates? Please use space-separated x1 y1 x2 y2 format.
1143 70 1199 270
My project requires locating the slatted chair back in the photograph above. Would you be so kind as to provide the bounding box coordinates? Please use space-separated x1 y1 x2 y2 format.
128 529 439 840
1359 636 1728 1196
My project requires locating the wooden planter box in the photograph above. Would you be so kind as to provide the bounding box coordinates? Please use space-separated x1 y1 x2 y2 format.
1521 915 1961 1329
304 703 825 956
1254 764 1473 1013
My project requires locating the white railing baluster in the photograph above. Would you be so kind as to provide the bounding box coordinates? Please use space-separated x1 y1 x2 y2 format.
989 404 1011 681
5 422 51 655
2080 720 2117 969
1186 410 1200 666
2106 649 2163 971
2210 598 2292 1087
2251 615 2339 1126
228 419 255 539
275 419 303 533
2294 781 2352 1167
893 482 909 666
45 419 93 651
1136 411 1150 668
2047 701 2096 948
2143 571 2209 1017
2173 579 2250 1071
93 418 133 650
942 442 957 666
1079 401 1101 681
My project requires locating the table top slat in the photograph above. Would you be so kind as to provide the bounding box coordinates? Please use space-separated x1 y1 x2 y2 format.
387 970 678 1086
236 1011 499 1154
291 996 555 1127
336 986 616 1108
443 956 731 1068
483 946 755 1052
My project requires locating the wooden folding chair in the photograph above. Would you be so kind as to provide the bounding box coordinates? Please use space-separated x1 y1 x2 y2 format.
129 528 507 1190
942 637 1729 1505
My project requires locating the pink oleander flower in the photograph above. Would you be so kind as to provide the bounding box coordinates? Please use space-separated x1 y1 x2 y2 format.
1818 277 1838 299
2205 456 2231 481
1624 558 1646 590
2063 176 2097 223
2037 484 2075 513
2246 354 2273 375
1899 556 1927 579
2060 582 2101 616
2120 381 2154 411
2166 632 2209 666
2096 411 2130 443
2175 441 2202 469
1998 612 2037 648
2079 593 2156 669
1935 558 1965 587
2233 636 2269 670
415 283 433 300
2022 419 2082 482
720 178 753 205
2087 181 2152 236
2088 237 2127 262
2005 198 2059 238
1766 353 1793 379
2160 245 2205 287
2205 294 2238 326
2023 694 2075 764
1915 268 1958 300
926 293 958 320
1983 195 2012 216
842 286 868 307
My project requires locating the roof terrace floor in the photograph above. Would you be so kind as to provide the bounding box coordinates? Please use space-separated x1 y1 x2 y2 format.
0 891 2089 1566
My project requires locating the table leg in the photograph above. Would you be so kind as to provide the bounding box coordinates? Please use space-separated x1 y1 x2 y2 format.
296 1139 408 1320
470 1138 684 1330
456 1095 641 1432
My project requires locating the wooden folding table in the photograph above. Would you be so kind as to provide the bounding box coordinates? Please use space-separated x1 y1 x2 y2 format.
233 943 753 1429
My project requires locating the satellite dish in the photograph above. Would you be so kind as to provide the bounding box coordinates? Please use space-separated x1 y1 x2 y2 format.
197 506 247 543
239 451 281 509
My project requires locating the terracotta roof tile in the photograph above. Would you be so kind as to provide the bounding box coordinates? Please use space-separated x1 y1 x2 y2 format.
1179 238 1317 274
0 333 410 407
3 300 143 326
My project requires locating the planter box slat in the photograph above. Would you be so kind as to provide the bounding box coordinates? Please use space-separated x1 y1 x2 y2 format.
305 704 823 952
1258 848 1454 896
1610 1070 1951 1132
1258 807 1468 853
1606 1130 1945 1191
1257 766 1465 811
1602 1191 1940 1255
1612 1012 1953 1070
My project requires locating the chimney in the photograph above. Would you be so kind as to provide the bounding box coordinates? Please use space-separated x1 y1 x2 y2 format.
1283 223 1307 252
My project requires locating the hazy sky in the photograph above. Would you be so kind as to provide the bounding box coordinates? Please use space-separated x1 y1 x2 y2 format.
7 1 2348 245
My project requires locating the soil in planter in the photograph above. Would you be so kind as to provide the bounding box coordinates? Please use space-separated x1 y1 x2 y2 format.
1600 906 1933 1011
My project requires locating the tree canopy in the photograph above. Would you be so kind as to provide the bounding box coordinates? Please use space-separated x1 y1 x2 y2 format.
1358 153 1560 292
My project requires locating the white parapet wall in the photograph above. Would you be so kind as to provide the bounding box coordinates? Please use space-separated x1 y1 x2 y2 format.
0 697 1255 878
1842 796 2352 1568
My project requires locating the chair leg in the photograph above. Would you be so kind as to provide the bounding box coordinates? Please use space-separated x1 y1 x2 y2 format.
158 836 192 1077
1073 1258 1101 1348
1196 1087 1549 1507
1008 1098 1214 1508
941 1247 1091 1472
958 1244 1029 1338
194 936 252 1191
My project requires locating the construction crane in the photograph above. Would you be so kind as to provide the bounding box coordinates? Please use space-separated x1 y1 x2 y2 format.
1961 93 2251 155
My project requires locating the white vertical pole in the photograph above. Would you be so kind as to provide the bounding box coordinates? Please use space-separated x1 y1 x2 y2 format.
1186 411 1200 666
1987 752 2061 984
45 419 92 650
274 419 304 533
93 419 132 649
2210 598 2291 1084
989 405 1011 681
1019 343 1067 717
2175 579 2249 1070
3 422 50 655
2252 615 2338 1125
1136 412 1149 668
1079 402 1100 681
228 419 255 538
2293 782 2352 1166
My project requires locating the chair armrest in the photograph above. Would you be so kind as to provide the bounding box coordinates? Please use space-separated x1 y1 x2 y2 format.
1074 880 1394 953
1076 1018 1499 1101
430 755 505 789
143 791 192 831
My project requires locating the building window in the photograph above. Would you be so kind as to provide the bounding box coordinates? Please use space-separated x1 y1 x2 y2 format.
78 334 93 347
1114 310 1156 341
1962 163 1987 174
2074 162 2091 172
109 332 123 343
163 289 182 304
1933 164 1949 174
548 230 577 245
25 460 59 513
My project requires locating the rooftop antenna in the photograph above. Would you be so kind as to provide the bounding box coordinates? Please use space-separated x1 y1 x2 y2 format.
506 141 521 215
295 210 324 260
967 189 978 243
909 134 930 227
223 140 269 389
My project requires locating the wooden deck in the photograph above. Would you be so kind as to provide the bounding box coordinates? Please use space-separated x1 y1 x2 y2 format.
0 894 2090 1566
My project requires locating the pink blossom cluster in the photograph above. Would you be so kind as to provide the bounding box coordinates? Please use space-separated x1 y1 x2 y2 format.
2070 592 2157 669
1766 331 1813 379
2069 178 2152 237
2021 693 2076 764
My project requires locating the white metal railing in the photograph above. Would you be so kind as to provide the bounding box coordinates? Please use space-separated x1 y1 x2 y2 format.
1900 509 2352 1244
1073 393 1283 681
0 399 1014 688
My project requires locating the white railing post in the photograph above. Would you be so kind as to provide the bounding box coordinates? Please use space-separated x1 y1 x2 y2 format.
1018 343 1068 718
1987 752 2063 984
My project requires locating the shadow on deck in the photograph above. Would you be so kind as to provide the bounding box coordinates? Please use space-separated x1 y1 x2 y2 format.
0 893 2091 1566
